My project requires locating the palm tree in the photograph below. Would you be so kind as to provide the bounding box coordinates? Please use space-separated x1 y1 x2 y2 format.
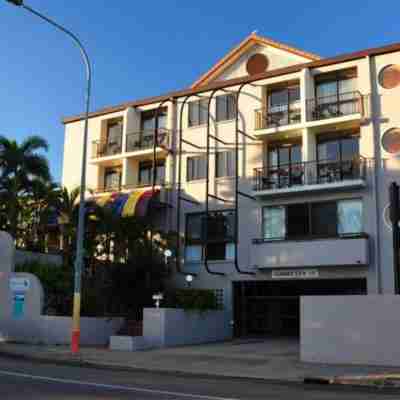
55 186 95 267
0 135 51 240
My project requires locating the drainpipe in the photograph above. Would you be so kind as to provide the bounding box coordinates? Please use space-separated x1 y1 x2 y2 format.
368 55 382 294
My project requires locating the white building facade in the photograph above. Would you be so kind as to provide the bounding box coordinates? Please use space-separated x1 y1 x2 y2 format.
62 34 400 337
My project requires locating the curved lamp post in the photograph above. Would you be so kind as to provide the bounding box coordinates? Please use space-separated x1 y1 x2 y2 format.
5 0 92 354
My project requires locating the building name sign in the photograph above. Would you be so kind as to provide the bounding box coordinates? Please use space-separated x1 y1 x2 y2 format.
271 269 319 280
9 277 31 292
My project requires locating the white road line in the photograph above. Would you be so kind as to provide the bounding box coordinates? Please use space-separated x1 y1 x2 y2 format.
0 369 240 400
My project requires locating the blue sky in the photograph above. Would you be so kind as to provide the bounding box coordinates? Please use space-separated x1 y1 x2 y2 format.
0 0 398 182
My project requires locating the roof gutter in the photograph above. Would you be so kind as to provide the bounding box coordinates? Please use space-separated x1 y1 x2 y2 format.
62 41 400 125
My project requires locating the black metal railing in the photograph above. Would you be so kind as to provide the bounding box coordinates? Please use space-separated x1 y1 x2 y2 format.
92 139 122 158
254 103 301 130
306 91 363 121
253 156 366 191
126 128 170 153
95 180 169 194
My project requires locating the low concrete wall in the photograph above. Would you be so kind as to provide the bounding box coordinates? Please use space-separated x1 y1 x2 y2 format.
0 315 123 346
15 250 62 267
301 295 400 366
143 308 231 347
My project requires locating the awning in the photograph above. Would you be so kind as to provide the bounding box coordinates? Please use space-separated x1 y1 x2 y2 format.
94 188 160 218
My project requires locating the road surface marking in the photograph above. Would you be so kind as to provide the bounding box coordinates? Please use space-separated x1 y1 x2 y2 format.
0 369 239 400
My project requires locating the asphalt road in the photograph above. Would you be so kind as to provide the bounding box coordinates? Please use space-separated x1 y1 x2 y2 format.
0 356 398 399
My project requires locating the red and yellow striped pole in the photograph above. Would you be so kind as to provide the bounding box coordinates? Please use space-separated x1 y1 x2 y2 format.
3 0 92 356
71 293 81 353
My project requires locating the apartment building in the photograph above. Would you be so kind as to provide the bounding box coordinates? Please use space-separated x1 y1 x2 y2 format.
62 34 400 337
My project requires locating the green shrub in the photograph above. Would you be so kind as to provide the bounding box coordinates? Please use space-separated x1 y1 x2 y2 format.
16 261 73 316
165 289 219 312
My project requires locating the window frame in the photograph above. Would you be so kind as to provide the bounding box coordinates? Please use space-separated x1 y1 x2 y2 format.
185 211 235 262
215 150 236 178
216 94 236 122
261 199 363 241
187 155 207 182
188 98 209 127
104 167 122 191
315 68 358 100
138 160 166 186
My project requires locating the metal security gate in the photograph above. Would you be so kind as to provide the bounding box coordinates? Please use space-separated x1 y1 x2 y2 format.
233 279 367 338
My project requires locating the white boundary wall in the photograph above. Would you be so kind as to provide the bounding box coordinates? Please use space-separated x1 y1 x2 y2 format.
143 308 231 348
301 295 400 366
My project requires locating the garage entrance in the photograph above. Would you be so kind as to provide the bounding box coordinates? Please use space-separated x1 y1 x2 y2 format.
233 278 367 338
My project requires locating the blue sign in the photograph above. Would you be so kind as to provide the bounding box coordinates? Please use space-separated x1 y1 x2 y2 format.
13 293 25 319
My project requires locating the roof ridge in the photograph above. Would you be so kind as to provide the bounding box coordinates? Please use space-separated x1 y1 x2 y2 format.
190 33 320 88
62 41 400 125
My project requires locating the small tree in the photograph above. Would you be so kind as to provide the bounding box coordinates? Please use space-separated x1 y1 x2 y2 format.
0 135 51 241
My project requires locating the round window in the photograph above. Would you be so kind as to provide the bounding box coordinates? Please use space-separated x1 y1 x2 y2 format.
246 53 269 76
378 65 400 89
382 128 400 154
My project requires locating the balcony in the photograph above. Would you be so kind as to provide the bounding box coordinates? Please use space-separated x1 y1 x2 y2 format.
255 103 301 130
95 179 168 194
306 91 364 122
251 234 369 269
126 128 170 154
253 157 366 197
92 140 122 159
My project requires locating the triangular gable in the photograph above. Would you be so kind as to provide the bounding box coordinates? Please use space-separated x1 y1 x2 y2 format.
191 33 320 88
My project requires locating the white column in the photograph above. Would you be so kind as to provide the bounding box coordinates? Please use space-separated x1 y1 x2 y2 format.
122 107 141 186
302 128 316 184
300 68 314 123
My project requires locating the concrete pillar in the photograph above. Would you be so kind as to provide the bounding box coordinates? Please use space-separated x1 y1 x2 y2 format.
300 68 314 123
302 128 316 184
123 107 141 186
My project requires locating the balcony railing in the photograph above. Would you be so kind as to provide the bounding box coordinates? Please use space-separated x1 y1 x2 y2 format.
306 91 364 121
255 103 301 130
253 156 366 191
95 179 167 194
126 128 170 153
92 140 123 159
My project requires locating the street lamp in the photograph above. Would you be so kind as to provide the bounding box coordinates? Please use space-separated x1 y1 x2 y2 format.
185 274 194 288
5 0 92 354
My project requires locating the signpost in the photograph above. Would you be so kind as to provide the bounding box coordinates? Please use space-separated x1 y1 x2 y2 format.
9 277 30 319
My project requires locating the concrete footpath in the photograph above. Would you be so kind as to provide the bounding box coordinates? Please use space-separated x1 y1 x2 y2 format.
0 339 399 385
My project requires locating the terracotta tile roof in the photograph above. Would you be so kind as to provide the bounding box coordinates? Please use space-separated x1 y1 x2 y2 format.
62 41 400 125
191 33 321 88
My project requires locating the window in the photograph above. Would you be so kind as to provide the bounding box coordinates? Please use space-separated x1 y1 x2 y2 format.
338 199 363 235
138 160 165 186
187 155 207 181
104 167 121 190
262 206 286 240
216 150 236 178
317 132 360 182
216 94 236 122
188 98 209 127
105 119 123 155
287 204 309 238
185 211 235 262
311 201 337 237
267 84 301 126
139 109 167 148
262 199 363 240
314 69 358 118
141 109 167 131
267 142 302 188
